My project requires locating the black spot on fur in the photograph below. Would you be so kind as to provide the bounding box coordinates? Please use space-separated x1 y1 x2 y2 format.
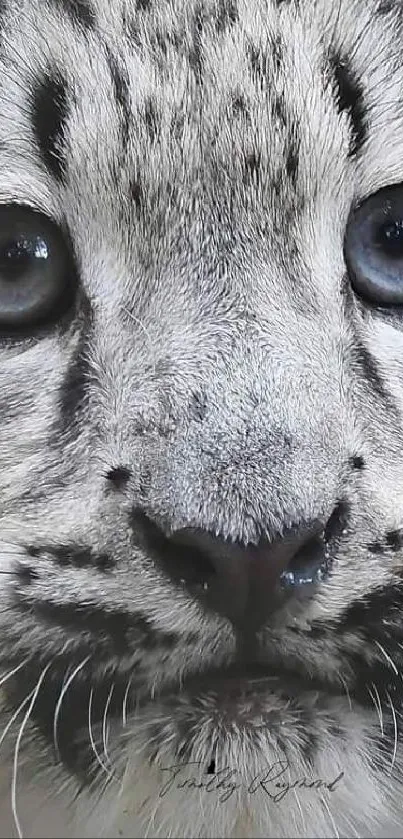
31 70 69 182
136 0 151 9
105 46 131 148
207 758 216 774
216 0 238 32
385 529 403 552
27 543 115 572
189 4 204 81
243 150 261 185
329 52 367 157
16 564 39 585
285 132 299 185
272 34 283 72
350 455 365 470
144 97 159 143
376 0 396 14
231 93 248 116
248 42 269 83
49 0 96 30
368 541 385 554
106 466 132 490
190 391 208 422
130 178 143 215
273 95 287 127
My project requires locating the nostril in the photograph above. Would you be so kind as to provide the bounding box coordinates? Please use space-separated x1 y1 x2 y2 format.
130 510 216 593
280 530 328 587
280 502 349 588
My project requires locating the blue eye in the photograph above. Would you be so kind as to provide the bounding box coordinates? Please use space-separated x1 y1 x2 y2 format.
345 184 403 304
0 205 76 333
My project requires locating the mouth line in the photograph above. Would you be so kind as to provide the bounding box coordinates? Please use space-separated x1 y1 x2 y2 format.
162 661 343 704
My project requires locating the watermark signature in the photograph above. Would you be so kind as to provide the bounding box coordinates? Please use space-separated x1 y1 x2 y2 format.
159 759 344 803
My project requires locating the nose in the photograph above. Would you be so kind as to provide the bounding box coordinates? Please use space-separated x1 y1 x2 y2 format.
131 509 337 631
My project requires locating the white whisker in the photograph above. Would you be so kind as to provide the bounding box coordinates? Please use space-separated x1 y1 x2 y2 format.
321 795 339 839
122 678 132 728
0 690 35 752
375 641 399 676
53 656 90 760
367 682 384 736
102 684 114 765
386 691 398 773
88 688 113 779
11 663 52 839
337 671 352 712
0 660 28 691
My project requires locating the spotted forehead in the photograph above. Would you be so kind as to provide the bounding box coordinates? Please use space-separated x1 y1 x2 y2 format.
0 0 400 245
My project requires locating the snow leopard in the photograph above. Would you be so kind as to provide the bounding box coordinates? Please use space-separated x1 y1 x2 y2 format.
0 0 403 836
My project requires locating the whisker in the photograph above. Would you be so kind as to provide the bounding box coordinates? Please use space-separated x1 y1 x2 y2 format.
375 641 399 676
122 678 132 728
53 656 90 761
0 659 29 691
11 663 52 839
386 691 398 773
102 684 114 766
337 671 352 712
367 682 384 736
88 688 113 779
321 795 339 839
0 690 35 753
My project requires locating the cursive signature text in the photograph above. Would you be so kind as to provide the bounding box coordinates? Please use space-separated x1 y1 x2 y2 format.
159 760 344 803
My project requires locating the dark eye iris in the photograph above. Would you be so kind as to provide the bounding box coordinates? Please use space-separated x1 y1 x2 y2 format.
0 205 76 332
344 184 403 305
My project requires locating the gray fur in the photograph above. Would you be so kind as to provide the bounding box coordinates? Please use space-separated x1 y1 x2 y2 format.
0 0 403 835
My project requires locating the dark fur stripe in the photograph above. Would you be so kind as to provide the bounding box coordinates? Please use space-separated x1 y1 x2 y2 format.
105 45 131 149
15 597 180 653
26 544 115 572
329 52 367 157
351 337 400 418
57 334 90 435
56 295 92 437
308 582 403 647
48 0 96 31
31 70 69 183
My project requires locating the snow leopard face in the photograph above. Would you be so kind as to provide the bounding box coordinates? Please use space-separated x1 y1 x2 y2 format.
0 0 403 836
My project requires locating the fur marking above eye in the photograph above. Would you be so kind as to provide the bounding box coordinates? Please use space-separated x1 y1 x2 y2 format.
329 51 367 157
31 70 69 183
